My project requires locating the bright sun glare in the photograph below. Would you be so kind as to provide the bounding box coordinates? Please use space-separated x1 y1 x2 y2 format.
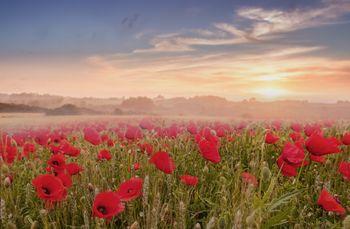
255 87 287 98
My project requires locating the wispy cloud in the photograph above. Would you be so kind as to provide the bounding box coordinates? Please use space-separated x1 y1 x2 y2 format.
134 0 350 53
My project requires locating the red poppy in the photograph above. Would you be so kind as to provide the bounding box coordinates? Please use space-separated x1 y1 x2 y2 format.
198 139 221 163
139 143 153 155
132 162 140 171
291 123 303 132
180 174 198 186
125 126 143 141
61 141 80 157
116 177 143 202
149 151 176 174
48 154 66 172
277 156 298 177
97 149 112 161
342 132 350 145
65 163 83 176
338 161 350 181
304 124 322 137
92 191 125 219
306 133 341 156
265 131 279 144
317 188 345 215
241 172 258 187
310 154 326 163
0 145 17 164
289 132 302 142
32 174 67 202
84 128 102 145
187 122 198 135
281 142 306 166
22 143 36 158
139 118 154 131
56 172 72 188
107 139 115 147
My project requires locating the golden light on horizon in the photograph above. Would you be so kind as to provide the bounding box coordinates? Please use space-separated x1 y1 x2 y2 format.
254 87 288 99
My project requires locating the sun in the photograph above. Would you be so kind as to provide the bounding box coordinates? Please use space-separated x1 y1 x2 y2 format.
255 87 288 99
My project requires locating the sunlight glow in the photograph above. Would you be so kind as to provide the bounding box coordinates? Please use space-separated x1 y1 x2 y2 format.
255 87 288 98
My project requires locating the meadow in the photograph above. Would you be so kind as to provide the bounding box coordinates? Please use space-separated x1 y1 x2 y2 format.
1 116 349 228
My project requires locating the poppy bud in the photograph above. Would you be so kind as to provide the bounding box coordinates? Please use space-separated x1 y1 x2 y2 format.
245 212 255 226
4 176 12 187
203 165 209 173
88 183 94 192
39 209 48 216
234 210 242 227
206 217 216 229
129 221 139 229
30 221 39 229
261 166 271 181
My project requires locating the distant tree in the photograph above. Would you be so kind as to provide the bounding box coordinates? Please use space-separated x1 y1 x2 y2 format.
113 108 123 115
121 97 155 112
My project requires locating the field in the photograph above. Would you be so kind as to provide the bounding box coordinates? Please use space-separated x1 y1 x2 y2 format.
1 116 350 228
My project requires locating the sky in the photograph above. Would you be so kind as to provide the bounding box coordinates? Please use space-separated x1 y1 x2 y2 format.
0 0 350 102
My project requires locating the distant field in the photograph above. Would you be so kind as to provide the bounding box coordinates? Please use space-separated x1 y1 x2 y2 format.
0 113 236 130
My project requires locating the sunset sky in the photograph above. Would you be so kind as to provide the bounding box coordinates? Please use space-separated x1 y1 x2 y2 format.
1 0 350 102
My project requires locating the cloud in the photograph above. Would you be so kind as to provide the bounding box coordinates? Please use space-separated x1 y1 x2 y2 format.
237 0 350 39
134 0 350 53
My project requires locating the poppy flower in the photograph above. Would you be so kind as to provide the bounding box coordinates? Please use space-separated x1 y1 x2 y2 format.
187 122 198 135
92 191 125 219
34 131 50 146
198 139 221 163
289 132 302 142
107 139 115 147
342 132 350 145
306 133 341 156
84 128 102 145
132 162 140 171
317 188 345 215
139 118 154 131
61 141 80 157
291 123 303 132
125 126 143 141
48 154 66 172
56 172 72 188
65 163 83 176
180 174 198 186
32 174 67 202
304 124 322 137
1 145 17 164
149 151 176 174
310 155 326 163
139 143 153 155
338 161 350 181
280 142 306 166
22 143 36 158
265 132 279 144
97 149 112 161
116 177 143 201
241 172 258 187
277 156 298 177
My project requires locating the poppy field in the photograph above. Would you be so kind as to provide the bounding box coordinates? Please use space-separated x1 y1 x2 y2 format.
1 118 350 228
